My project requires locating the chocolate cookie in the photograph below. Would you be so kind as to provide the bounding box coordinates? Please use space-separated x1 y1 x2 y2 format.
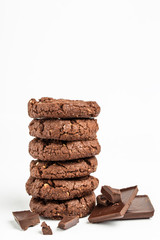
29 119 98 141
28 98 100 119
30 157 98 179
26 176 99 200
30 192 95 219
29 138 101 161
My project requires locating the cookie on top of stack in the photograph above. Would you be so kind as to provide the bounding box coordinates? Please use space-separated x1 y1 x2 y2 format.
26 97 101 219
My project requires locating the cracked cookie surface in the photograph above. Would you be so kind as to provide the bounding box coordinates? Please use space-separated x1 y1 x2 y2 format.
28 98 100 119
26 176 99 200
29 138 101 161
29 118 98 141
30 192 95 219
30 157 98 179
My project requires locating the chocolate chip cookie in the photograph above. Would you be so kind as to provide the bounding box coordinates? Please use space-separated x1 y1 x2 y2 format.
30 192 95 219
26 176 99 200
29 138 101 161
28 98 100 119
30 157 98 179
29 118 98 141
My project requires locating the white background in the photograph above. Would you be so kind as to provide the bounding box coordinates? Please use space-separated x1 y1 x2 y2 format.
0 0 160 239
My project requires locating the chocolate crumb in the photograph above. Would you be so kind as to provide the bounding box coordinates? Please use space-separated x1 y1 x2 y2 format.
41 221 52 235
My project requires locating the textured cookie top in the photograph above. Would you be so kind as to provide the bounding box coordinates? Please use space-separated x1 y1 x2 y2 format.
26 176 99 201
30 192 96 219
28 98 100 119
29 138 101 161
30 157 98 179
29 118 99 141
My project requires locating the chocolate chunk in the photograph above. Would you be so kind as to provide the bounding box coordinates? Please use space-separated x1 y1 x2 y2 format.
123 195 154 220
12 210 40 230
41 222 52 235
88 186 138 223
97 195 110 206
88 202 125 223
101 185 121 203
97 194 154 220
58 215 79 230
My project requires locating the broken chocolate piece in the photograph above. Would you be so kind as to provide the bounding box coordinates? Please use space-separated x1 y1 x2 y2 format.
41 221 52 235
97 195 110 206
88 185 138 223
97 194 154 220
101 185 121 203
123 195 154 220
58 215 79 230
88 202 125 223
12 210 40 230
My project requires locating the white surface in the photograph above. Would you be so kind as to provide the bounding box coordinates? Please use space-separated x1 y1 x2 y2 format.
0 0 160 239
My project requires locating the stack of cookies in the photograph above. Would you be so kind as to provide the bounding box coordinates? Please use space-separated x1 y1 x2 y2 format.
26 98 101 219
